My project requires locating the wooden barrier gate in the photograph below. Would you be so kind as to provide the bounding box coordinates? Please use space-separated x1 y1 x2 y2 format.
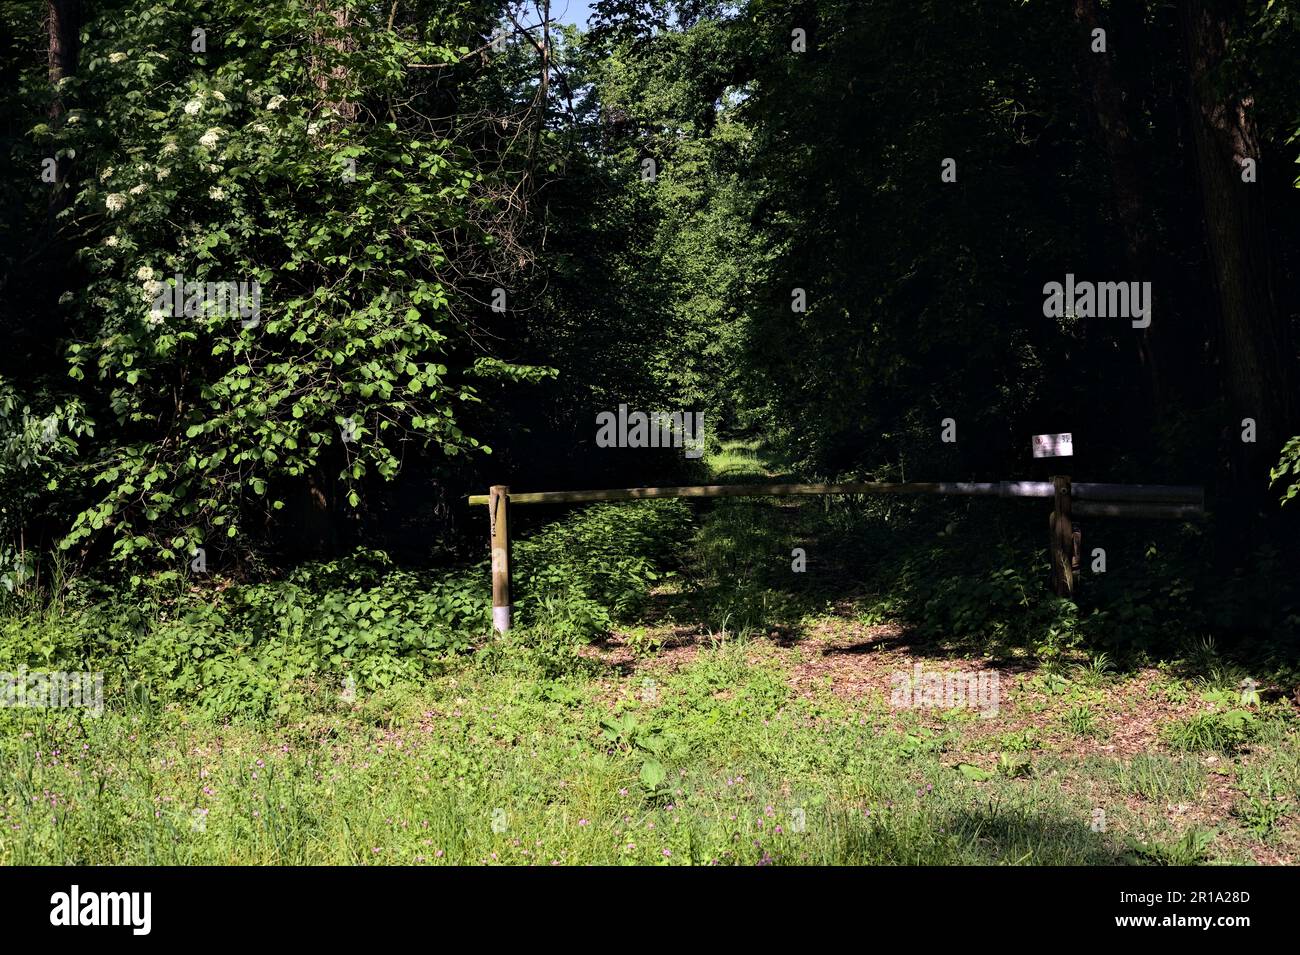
469 478 1205 633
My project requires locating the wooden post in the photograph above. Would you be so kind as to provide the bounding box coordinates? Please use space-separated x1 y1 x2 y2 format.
1050 475 1076 598
489 485 511 633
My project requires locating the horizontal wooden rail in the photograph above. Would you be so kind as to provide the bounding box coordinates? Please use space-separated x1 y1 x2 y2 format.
1073 501 1204 519
467 480 1203 509
471 474 1206 629
1071 484 1204 505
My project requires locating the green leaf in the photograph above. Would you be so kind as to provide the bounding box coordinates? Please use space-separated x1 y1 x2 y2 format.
639 759 667 789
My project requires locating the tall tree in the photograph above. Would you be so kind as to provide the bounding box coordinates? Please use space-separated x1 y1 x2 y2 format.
1179 0 1294 492
46 0 80 213
46 0 79 117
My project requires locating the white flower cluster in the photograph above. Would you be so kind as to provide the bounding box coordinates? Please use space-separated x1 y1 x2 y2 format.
109 52 127 64
105 194 127 214
198 127 223 149
266 95 286 111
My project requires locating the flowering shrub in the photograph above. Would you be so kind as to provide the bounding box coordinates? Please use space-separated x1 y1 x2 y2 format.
18 0 546 567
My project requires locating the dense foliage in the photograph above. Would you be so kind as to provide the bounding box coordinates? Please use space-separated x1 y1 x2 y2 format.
3 2 1299 872
1 0 1299 643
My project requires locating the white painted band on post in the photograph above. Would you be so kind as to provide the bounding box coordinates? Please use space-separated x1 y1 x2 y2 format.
493 605 512 633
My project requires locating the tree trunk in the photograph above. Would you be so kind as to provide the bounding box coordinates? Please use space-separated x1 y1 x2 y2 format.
47 0 80 214
47 0 79 117
289 466 338 560
310 3 357 124
1178 0 1294 492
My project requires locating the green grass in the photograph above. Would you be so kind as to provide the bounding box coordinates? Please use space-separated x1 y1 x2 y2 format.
0 643 1133 865
1162 709 1258 754
1 440 1298 865
1092 754 1206 803
4 630 1297 864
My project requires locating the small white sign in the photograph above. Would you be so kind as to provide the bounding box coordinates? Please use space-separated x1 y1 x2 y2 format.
1032 433 1073 458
